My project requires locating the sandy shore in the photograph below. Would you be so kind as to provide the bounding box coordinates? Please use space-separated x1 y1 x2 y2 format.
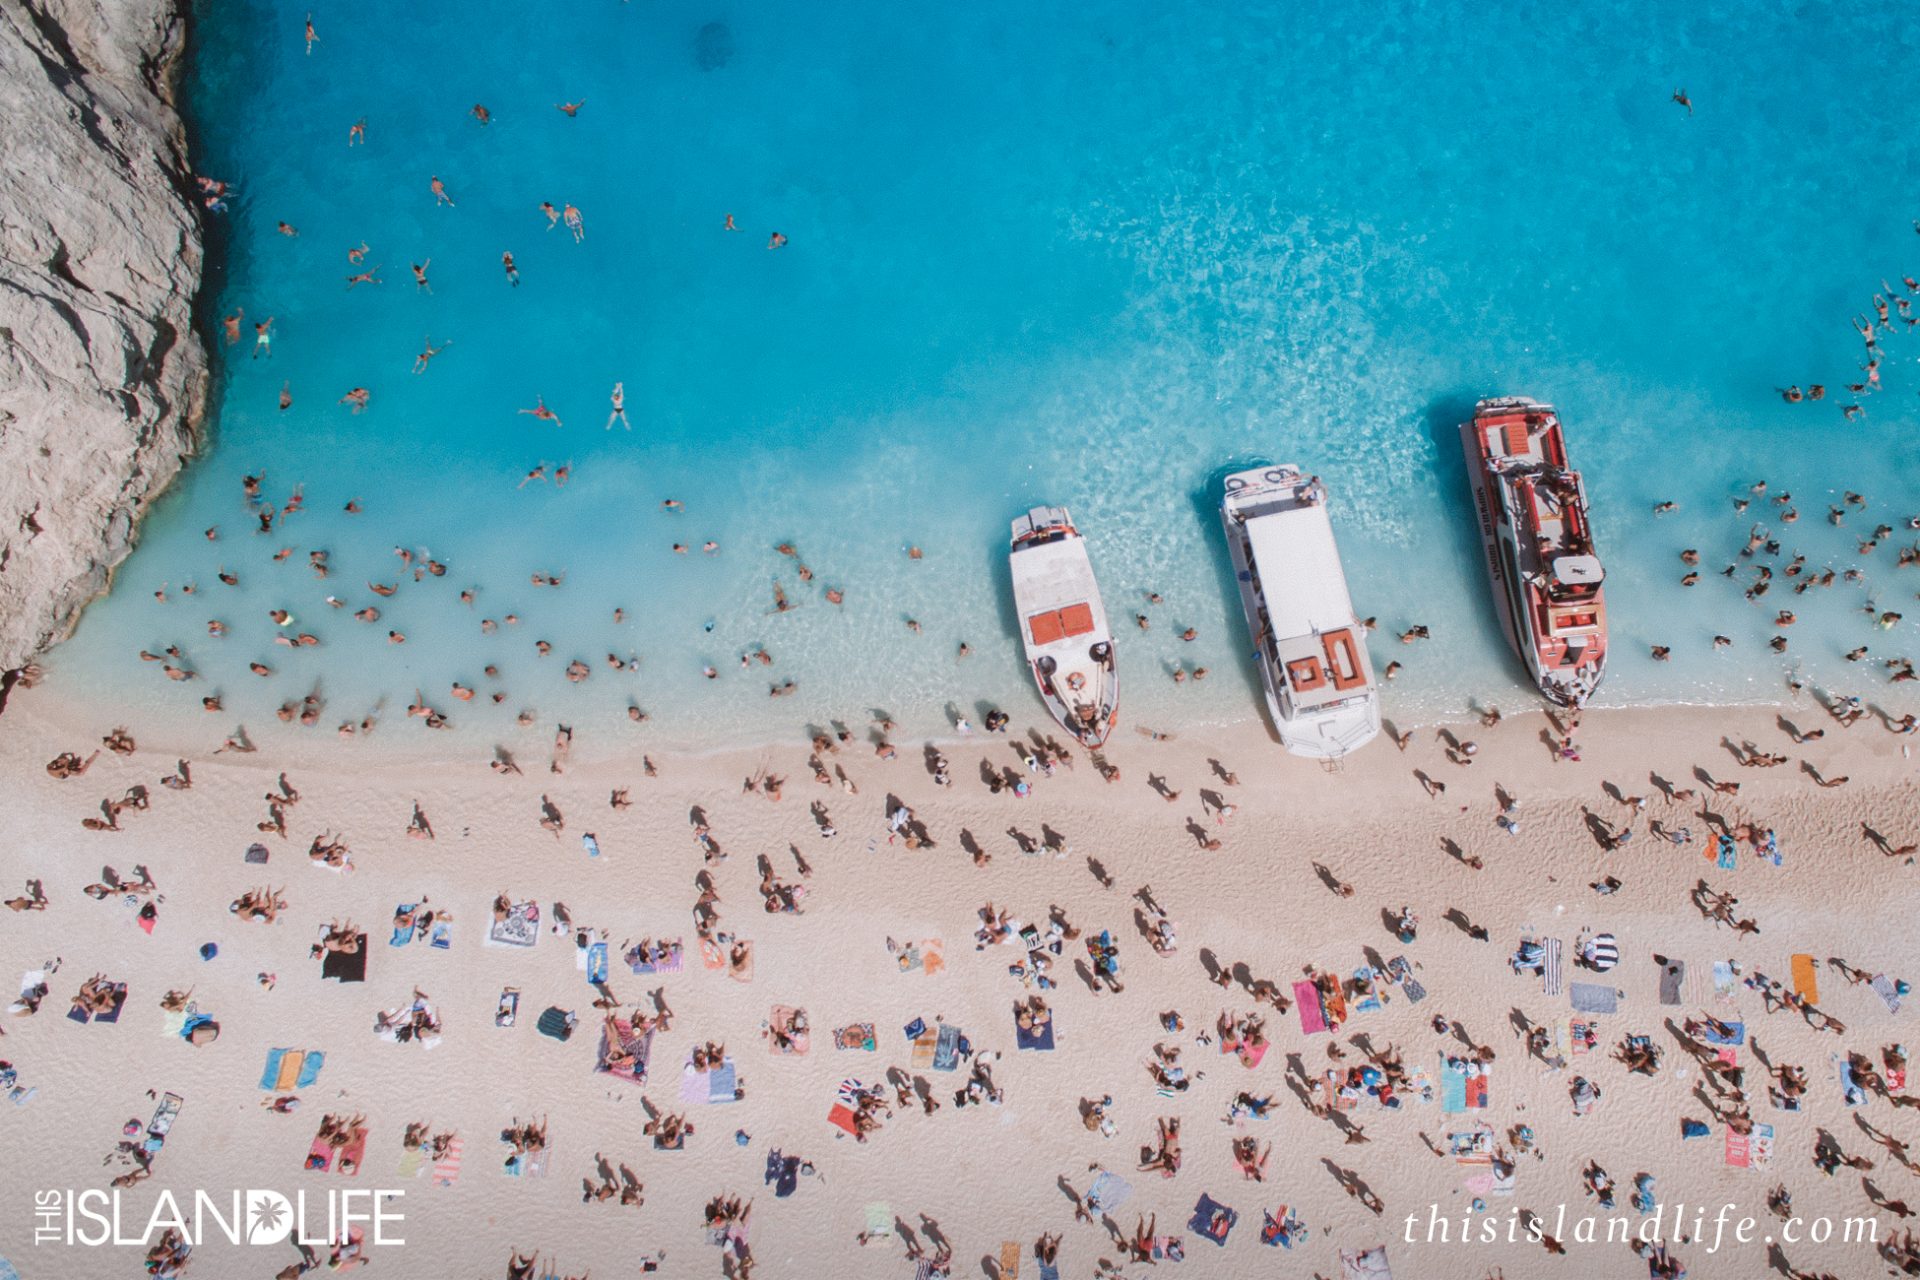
2 683 1917 1280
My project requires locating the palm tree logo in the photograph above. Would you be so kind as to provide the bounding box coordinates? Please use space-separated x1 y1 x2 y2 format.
246 1190 294 1244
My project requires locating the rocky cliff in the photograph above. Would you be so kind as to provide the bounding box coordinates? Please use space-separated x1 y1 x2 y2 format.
0 0 205 672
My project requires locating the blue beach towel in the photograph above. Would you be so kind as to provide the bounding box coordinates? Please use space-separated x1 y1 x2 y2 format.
1016 1017 1056 1052
933 1023 962 1072
1699 1021 1744 1047
1189 1194 1237 1245
587 942 609 985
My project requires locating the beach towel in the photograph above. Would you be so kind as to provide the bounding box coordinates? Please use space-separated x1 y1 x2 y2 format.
1712 960 1736 1001
582 833 601 859
1872 974 1902 1015
260 1048 326 1091
148 1092 183 1138
486 902 539 949
1569 982 1618 1014
1757 829 1781 866
910 1029 938 1071
159 1007 188 1039
397 1147 426 1179
1544 938 1564 997
626 940 684 975
1725 1128 1750 1168
862 1203 893 1238
1658 959 1685 1006
1751 1122 1774 1167
998 1240 1021 1280
320 941 367 983
1340 1246 1395 1279
768 1006 811 1055
1016 1015 1056 1052
708 1059 738 1102
1716 833 1738 870
495 989 519 1027
1386 956 1426 1003
504 1143 549 1178
305 1136 336 1173
596 1017 653 1082
701 939 727 970
1188 1194 1237 1245
1790 954 1819 1004
765 1148 801 1198
827 1103 859 1137
1260 1205 1306 1249
1294 981 1327 1035
430 921 451 949
430 1138 463 1186
933 1023 962 1072
335 1129 367 1176
389 906 420 947
1580 933 1619 972
1350 967 1386 1015
921 939 945 976
1699 1020 1744 1047
587 942 609 986
1085 1170 1132 1213
1441 1059 1489 1112
833 1022 876 1051
679 1064 710 1105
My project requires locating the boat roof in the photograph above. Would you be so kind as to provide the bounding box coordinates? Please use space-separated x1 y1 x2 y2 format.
1231 491 1358 641
1011 533 1107 647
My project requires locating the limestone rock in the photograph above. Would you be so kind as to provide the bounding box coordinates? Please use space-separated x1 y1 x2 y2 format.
0 0 206 670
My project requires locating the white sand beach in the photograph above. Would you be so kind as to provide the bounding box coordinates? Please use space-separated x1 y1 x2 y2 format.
3 686 1916 1279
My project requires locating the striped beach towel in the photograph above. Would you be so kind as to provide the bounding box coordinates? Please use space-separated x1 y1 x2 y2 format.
430 1137 463 1186
1581 934 1619 973
1543 939 1564 997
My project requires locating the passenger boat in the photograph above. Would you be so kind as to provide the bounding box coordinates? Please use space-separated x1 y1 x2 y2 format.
1220 466 1380 758
1459 397 1607 707
1009 507 1118 746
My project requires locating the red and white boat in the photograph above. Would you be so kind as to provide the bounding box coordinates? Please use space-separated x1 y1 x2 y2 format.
1460 397 1607 707
1010 506 1118 746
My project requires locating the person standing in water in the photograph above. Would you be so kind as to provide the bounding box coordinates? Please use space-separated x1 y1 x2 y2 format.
606 383 629 430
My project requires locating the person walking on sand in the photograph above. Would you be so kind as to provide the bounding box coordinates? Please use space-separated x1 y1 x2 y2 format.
606 382 629 430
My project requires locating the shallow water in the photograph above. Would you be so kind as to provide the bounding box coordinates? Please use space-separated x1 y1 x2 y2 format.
43 0 1920 754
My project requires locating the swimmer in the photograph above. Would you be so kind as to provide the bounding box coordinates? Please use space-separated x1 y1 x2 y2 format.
276 221 298 237
278 381 292 411
540 201 560 228
251 317 273 358
430 175 454 206
347 118 365 146
518 396 562 427
304 13 317 54
348 241 369 264
661 499 683 512
345 265 381 289
768 231 787 249
411 260 431 292
470 104 490 126
556 99 585 116
338 387 369 413
1671 88 1691 114
563 204 585 242
413 336 450 374
724 214 739 231
222 309 243 344
501 251 519 286
606 382 629 430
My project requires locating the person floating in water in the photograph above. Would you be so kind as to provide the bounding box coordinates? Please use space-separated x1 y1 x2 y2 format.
304 13 317 54
519 396 562 427
606 383 629 430
1671 88 1692 115
431 175 455 206
768 231 787 250
556 99 585 117
502 251 519 286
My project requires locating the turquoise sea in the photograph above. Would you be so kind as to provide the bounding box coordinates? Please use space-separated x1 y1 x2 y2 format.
44 0 1920 753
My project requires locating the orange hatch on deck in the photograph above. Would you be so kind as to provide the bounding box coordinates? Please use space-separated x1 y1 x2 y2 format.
1027 603 1096 647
